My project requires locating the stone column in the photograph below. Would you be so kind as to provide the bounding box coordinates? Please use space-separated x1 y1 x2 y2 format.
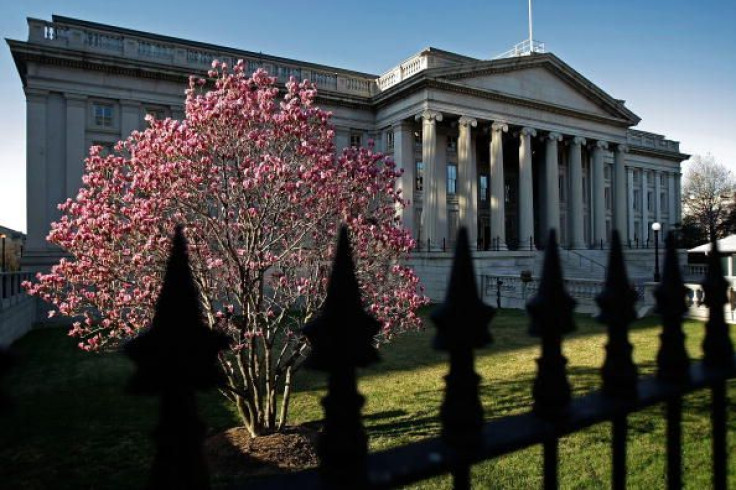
614 145 629 237
65 94 87 201
569 136 587 249
641 169 649 245
416 110 443 249
544 132 562 242
458 116 478 246
26 89 49 253
668 171 677 230
121 100 142 137
627 167 635 243
435 126 448 246
592 140 608 246
519 127 537 249
393 120 415 236
490 122 508 250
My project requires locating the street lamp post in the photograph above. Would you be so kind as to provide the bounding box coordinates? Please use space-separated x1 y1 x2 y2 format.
652 222 661 282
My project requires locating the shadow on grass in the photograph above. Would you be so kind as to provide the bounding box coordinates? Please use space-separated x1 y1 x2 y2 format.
0 327 239 490
289 311 668 393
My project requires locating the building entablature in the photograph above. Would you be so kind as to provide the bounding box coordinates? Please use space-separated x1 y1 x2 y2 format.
14 16 379 97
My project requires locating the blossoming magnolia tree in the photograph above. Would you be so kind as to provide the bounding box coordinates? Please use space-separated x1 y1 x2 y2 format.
26 61 428 437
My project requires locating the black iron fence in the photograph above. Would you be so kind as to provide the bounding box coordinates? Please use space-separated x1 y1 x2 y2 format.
1 226 734 489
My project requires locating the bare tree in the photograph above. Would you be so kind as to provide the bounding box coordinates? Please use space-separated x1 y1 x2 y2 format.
682 154 735 241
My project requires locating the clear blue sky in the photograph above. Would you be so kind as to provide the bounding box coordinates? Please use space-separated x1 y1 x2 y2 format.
1 0 735 232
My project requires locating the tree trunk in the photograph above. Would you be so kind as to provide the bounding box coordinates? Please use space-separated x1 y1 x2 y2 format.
277 366 293 431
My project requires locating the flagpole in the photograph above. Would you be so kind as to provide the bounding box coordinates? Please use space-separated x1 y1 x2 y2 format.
528 0 533 49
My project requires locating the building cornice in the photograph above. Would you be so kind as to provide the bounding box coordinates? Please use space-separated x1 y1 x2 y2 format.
628 145 690 162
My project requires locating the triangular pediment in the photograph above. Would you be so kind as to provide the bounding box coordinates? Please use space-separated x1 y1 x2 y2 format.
430 54 640 125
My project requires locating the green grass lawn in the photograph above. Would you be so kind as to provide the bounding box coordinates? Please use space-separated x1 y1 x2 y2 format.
1 310 735 489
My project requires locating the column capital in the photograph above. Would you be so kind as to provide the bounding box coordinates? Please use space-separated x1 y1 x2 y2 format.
458 116 477 128
520 127 537 137
615 144 630 154
491 121 509 133
545 131 563 142
415 110 443 123
593 140 609 151
570 135 587 146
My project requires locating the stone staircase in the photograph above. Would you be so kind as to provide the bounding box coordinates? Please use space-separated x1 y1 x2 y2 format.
533 248 657 282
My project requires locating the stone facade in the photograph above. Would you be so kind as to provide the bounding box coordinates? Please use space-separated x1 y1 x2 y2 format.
8 16 688 278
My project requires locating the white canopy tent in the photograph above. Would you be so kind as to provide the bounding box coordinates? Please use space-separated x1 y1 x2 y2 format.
688 235 736 255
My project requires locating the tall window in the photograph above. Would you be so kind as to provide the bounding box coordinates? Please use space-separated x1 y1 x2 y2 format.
386 131 394 151
648 191 653 211
605 187 612 210
480 174 489 202
350 133 362 148
93 103 114 127
447 163 457 195
415 161 424 191
633 189 640 210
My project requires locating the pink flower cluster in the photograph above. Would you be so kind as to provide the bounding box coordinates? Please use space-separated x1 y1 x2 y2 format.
25 60 429 352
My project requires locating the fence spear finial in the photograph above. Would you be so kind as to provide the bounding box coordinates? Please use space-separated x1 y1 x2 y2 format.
597 230 638 397
432 227 494 488
433 227 495 351
303 225 379 370
655 232 690 381
303 225 379 488
124 225 228 490
702 234 734 370
527 229 576 417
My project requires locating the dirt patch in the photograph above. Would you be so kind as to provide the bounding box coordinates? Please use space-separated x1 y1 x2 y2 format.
205 425 319 478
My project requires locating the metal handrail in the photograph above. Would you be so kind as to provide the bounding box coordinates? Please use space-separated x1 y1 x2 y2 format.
564 248 607 275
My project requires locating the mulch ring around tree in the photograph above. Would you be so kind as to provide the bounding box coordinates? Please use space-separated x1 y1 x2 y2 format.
205 424 320 478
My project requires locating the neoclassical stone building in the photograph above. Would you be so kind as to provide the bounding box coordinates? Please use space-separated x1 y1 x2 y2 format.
9 16 687 275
